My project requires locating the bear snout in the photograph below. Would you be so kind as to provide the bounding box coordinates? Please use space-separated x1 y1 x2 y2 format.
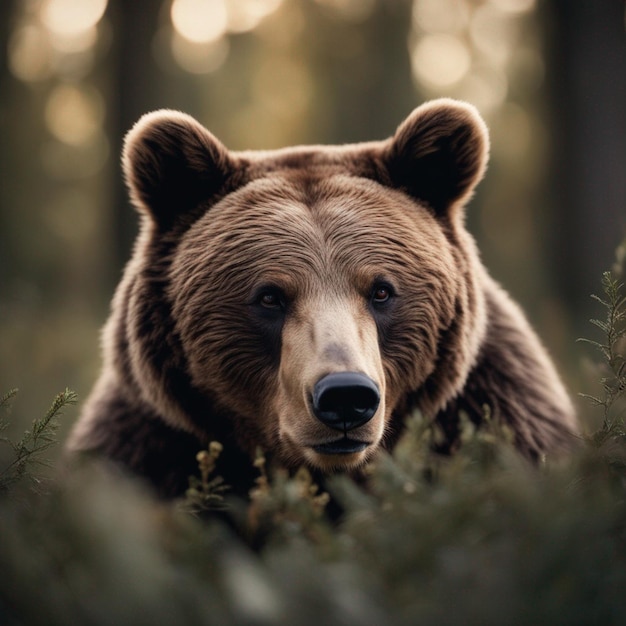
311 371 380 433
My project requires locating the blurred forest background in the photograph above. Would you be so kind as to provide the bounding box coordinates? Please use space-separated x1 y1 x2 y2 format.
1 0 625 439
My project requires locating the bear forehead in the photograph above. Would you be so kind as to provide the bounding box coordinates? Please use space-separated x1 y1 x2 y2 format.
204 169 442 241
192 170 446 254
174 170 456 296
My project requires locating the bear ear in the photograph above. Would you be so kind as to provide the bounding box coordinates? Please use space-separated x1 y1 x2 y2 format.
122 110 238 230
385 99 489 217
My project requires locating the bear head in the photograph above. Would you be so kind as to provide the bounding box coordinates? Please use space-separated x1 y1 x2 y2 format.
119 99 489 473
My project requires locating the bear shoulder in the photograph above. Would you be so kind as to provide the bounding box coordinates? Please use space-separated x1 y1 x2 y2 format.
434 275 576 458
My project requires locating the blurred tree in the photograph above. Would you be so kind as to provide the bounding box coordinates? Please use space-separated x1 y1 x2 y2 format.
546 0 626 323
0 0 16 300
301 0 415 144
106 0 163 274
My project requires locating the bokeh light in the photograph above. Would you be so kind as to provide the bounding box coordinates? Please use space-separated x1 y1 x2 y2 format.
9 1 107 83
168 0 284 72
45 84 105 147
413 0 470 34
461 67 508 112
409 0 538 115
170 31 230 74
40 0 108 38
48 25 100 55
491 0 535 14
470 3 517 66
171 0 228 43
227 0 284 33
411 34 471 88
8 24 54 82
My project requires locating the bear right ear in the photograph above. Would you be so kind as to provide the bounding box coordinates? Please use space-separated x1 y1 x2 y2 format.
122 110 238 230
385 99 489 217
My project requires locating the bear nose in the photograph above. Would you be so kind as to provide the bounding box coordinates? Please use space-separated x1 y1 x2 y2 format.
312 372 380 432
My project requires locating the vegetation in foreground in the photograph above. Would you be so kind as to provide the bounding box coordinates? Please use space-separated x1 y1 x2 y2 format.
1 252 626 626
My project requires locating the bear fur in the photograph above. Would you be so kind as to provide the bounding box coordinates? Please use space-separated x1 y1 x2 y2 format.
67 99 578 497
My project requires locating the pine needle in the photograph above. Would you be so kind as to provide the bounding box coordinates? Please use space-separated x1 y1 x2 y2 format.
0 388 77 495
579 270 626 439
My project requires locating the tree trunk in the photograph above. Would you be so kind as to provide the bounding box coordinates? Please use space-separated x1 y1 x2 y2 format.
545 0 626 324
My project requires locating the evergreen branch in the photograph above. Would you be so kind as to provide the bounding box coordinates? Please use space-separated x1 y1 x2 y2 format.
0 388 18 410
589 318 610 334
0 388 77 495
578 393 606 408
580 266 626 439
0 388 18 437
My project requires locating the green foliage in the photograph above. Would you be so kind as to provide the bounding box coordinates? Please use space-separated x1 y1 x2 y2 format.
576 240 626 482
0 388 76 496
579 272 626 442
2 403 626 625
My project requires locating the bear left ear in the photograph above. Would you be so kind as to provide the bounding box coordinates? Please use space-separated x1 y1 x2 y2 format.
123 110 239 230
385 99 489 217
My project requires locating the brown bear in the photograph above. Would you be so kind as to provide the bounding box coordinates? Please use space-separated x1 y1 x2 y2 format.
67 99 578 497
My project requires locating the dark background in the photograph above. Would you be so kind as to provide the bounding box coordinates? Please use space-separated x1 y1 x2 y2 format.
1 0 625 436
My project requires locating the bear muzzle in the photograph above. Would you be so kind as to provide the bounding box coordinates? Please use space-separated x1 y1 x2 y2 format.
308 371 380 457
276 303 386 467
312 371 380 432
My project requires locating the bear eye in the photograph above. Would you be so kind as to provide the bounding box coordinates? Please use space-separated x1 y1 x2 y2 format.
371 282 394 307
256 287 286 311
260 292 280 308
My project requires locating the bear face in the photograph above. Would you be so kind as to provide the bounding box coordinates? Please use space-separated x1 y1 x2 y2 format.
68 99 575 496
121 100 487 473
171 175 468 471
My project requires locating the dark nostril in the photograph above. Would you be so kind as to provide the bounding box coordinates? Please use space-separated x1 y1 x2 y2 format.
312 372 380 432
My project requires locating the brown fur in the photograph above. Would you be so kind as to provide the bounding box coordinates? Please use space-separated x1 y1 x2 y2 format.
67 99 578 497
